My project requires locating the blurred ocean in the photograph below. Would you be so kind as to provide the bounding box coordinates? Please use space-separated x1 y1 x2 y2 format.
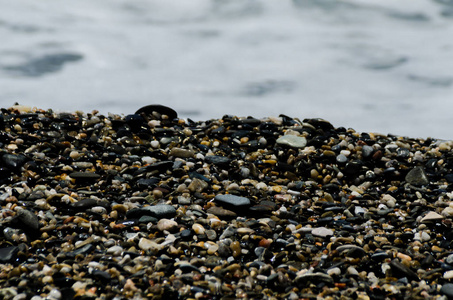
1 0 453 139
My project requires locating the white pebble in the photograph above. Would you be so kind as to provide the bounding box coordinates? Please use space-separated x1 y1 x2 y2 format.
150 140 160 148
48 289 62 300
327 267 341 276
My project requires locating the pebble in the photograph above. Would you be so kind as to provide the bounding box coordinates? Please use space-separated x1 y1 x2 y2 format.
214 194 251 208
157 218 178 232
311 227 334 238
441 283 453 299
405 166 429 186
420 211 444 223
276 135 307 148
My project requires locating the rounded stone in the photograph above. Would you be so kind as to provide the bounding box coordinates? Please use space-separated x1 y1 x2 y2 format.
276 135 307 148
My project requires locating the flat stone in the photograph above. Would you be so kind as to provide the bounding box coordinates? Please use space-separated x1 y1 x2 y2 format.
204 155 231 166
138 237 163 252
276 135 307 148
157 218 178 232
389 259 419 281
169 147 194 158
16 209 39 232
128 204 176 219
0 246 19 263
405 167 429 186
441 283 453 298
312 227 334 238
72 198 98 209
336 245 367 258
214 194 251 208
206 206 237 218
420 211 444 223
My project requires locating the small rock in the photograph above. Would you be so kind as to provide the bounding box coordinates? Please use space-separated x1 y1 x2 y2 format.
312 227 334 238
405 167 429 186
441 283 453 299
138 237 163 252
169 147 194 158
0 246 19 263
420 211 444 223
157 219 178 232
204 155 231 166
214 194 251 208
206 206 237 218
276 135 307 148
389 259 419 281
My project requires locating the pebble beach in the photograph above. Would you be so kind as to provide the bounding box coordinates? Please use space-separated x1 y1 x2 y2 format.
1 104 453 299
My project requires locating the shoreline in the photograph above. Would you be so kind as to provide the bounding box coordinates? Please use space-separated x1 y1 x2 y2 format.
0 104 452 299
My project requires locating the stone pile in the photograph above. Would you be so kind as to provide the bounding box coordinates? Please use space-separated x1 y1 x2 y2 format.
0 104 452 299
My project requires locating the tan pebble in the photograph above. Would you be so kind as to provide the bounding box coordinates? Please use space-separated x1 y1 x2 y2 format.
432 245 443 252
42 275 53 284
237 228 254 235
192 223 206 235
157 219 178 232
396 252 412 261
153 189 163 199
272 185 283 193
230 241 241 258
183 128 192 136
444 270 453 279
274 194 291 202
207 244 219 255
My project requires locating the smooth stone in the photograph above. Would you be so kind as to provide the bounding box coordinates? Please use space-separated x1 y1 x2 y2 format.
138 215 158 224
72 244 94 256
214 194 251 207
389 259 419 281
204 155 231 166
276 135 307 148
169 147 194 158
2 153 27 170
157 219 178 232
177 196 191 205
135 104 177 119
441 283 453 298
446 254 453 265
405 167 429 186
336 245 367 258
136 178 160 189
106 246 123 255
444 270 453 280
362 145 374 158
72 198 97 209
312 227 334 238
0 246 19 263
206 229 217 240
420 211 444 223
69 172 101 180
138 238 163 252
207 206 237 219
142 204 176 219
16 209 39 232
327 267 341 276
336 154 348 164
92 269 111 282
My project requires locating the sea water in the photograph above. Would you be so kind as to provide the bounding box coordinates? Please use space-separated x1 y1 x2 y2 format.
0 0 453 139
